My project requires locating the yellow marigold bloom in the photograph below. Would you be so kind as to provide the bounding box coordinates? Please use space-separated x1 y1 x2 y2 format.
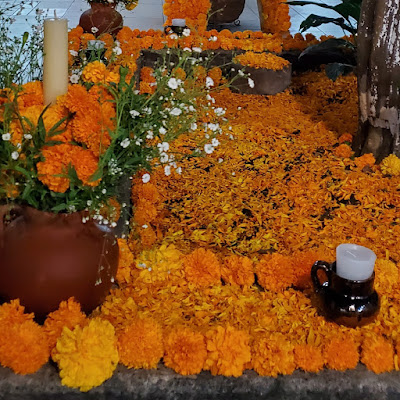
324 338 359 371
294 344 324 373
204 325 251 377
0 320 50 375
361 335 394 373
44 297 87 350
221 255 254 286
256 253 295 292
52 318 119 392
252 334 295 377
164 327 207 375
381 154 400 176
117 317 163 369
234 52 290 70
184 248 221 287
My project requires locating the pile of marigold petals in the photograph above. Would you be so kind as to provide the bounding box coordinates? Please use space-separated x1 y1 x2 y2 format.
2 72 400 390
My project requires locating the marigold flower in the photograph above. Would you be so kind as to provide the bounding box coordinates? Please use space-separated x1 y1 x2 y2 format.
18 81 44 108
381 154 400 176
221 255 254 286
44 297 87 349
0 320 50 375
361 335 394 373
52 318 119 392
164 327 207 375
139 225 158 248
258 0 291 34
338 133 353 144
324 338 359 371
204 325 251 377
117 316 163 369
134 202 158 225
374 259 398 293
256 253 295 292
235 52 290 70
184 248 221 287
294 344 324 373
354 153 375 170
116 238 135 285
0 299 34 327
292 250 321 289
252 334 295 377
334 144 353 158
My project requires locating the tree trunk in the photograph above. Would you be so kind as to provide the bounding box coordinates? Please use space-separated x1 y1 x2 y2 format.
354 0 400 162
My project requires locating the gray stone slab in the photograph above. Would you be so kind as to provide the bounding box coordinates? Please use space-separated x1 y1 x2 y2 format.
2 363 400 400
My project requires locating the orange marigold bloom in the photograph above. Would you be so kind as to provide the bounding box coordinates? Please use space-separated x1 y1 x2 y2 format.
18 81 44 108
361 335 394 374
184 248 221 287
354 153 375 170
0 299 34 328
205 325 251 377
338 133 353 144
324 338 359 371
207 67 223 87
80 33 96 48
82 61 116 84
139 225 158 249
0 320 50 374
134 201 158 225
37 144 100 193
116 238 135 285
221 254 254 286
252 335 295 377
164 327 207 375
132 182 160 203
44 298 87 349
235 52 290 70
256 253 295 292
334 144 353 158
140 66 156 94
294 344 324 373
117 316 163 369
258 0 291 34
292 250 321 289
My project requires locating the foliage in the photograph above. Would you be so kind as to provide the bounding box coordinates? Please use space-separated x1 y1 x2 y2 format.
0 1 44 88
0 44 227 221
287 0 361 80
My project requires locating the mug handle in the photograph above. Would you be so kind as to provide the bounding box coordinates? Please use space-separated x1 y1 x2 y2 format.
311 260 332 291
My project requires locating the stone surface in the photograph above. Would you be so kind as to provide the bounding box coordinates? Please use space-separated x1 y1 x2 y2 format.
2 363 400 400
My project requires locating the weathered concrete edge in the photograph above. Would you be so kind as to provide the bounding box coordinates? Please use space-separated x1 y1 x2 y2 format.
2 363 400 400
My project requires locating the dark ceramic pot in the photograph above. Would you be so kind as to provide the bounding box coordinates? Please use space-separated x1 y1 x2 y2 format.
0 206 119 319
209 0 245 24
79 3 123 37
311 261 380 327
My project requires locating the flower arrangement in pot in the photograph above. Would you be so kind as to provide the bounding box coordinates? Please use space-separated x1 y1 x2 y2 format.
0 30 226 320
79 0 139 36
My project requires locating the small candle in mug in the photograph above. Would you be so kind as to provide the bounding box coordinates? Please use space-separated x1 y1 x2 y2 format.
336 244 376 281
172 18 186 27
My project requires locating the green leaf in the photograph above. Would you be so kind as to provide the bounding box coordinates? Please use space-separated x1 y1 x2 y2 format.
299 14 354 35
334 1 361 21
51 203 68 212
89 167 103 183
325 62 355 81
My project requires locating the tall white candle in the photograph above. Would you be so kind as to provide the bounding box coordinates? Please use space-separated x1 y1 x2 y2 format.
172 18 186 27
336 244 376 281
43 17 68 105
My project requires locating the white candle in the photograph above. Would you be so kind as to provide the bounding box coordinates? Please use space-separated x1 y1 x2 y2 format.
172 18 186 27
43 17 68 105
336 244 376 281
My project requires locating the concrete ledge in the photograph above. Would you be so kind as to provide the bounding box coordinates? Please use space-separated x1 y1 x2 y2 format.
2 363 400 400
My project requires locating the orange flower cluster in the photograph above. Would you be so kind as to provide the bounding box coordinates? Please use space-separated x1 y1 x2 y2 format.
258 0 291 34
234 51 290 70
163 0 211 34
139 66 156 94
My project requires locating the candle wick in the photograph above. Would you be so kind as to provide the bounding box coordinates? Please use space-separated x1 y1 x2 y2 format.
54 10 58 19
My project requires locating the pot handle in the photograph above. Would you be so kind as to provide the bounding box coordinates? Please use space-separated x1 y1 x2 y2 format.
311 260 332 292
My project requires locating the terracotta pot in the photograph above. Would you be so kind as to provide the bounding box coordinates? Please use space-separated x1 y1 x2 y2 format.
79 3 123 37
0 206 119 319
209 0 245 24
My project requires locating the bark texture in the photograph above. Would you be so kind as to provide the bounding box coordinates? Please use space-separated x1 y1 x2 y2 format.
355 0 400 161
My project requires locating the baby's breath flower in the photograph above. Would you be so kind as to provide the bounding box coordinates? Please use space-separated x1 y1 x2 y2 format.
204 144 214 154
120 138 130 148
142 173 151 183
170 108 182 116
130 110 140 118
11 151 19 160
2 133 11 141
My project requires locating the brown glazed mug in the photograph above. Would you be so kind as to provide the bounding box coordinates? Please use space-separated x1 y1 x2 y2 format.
311 261 380 327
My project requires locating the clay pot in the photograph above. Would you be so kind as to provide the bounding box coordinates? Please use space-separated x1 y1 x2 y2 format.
79 3 123 37
0 206 119 319
209 0 245 24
